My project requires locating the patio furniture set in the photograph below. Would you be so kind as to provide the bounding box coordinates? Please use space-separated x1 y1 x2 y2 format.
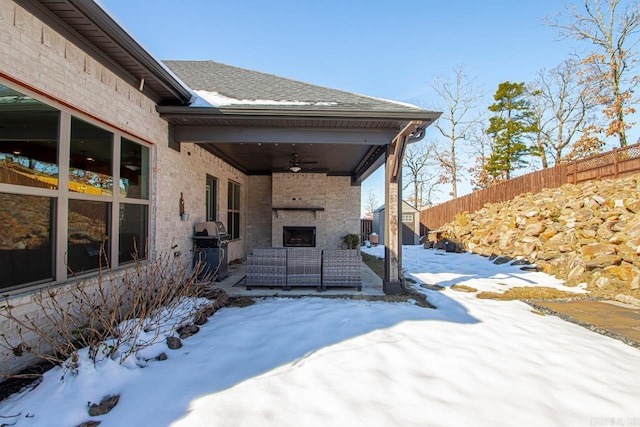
246 247 362 291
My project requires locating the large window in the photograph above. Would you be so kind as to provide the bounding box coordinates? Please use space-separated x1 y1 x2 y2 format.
0 82 151 292
0 193 54 290
0 86 59 189
119 203 148 263
120 138 149 199
70 117 114 196
227 181 240 239
67 200 111 274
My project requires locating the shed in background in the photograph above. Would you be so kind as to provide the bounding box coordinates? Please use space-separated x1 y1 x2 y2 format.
372 201 420 245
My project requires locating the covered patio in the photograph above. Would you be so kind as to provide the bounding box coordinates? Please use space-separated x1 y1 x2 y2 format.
160 60 441 294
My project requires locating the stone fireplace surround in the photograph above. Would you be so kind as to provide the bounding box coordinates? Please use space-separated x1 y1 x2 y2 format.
268 173 360 250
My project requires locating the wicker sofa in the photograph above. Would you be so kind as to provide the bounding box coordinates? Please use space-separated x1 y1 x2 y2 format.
245 247 287 290
321 249 362 291
286 248 322 291
245 247 362 291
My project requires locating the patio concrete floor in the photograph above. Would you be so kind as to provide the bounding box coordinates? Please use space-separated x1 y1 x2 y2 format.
208 260 384 297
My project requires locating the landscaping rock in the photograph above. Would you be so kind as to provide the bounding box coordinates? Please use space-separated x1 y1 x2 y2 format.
155 352 168 361
178 324 199 339
204 288 230 308
451 284 477 293
167 336 182 350
585 255 622 270
582 243 617 257
193 312 208 326
493 256 512 265
615 294 640 307
88 395 119 417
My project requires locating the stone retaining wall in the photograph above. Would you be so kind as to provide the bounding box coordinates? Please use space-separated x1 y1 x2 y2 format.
440 174 640 298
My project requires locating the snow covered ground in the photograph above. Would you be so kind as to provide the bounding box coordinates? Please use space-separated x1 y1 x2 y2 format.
1 246 639 427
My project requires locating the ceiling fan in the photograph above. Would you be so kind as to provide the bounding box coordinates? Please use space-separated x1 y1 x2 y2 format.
288 153 318 173
122 150 141 171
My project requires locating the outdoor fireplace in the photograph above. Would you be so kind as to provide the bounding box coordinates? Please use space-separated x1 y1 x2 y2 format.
283 226 316 247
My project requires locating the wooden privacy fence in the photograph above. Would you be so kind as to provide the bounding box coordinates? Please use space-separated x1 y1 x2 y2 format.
421 141 640 231
567 143 640 183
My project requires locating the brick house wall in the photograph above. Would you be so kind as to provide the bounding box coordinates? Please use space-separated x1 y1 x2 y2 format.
246 175 273 249
157 143 248 262
0 0 249 374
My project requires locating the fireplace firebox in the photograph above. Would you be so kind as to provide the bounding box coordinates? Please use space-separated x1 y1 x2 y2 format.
283 226 316 247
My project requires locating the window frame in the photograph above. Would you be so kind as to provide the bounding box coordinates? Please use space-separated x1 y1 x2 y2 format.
0 78 152 294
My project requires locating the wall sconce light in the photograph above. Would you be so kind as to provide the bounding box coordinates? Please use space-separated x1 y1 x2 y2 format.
179 192 189 220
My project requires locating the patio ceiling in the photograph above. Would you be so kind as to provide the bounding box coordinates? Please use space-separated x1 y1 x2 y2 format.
159 110 439 183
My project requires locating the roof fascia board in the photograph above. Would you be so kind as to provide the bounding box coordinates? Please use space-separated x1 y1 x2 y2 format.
15 0 146 96
15 0 193 105
173 126 398 145
67 0 194 105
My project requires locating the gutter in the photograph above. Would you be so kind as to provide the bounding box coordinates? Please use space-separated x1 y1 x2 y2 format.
157 105 441 122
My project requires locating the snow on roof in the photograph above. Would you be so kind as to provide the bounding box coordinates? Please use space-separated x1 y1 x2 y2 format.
194 90 339 108
358 93 422 110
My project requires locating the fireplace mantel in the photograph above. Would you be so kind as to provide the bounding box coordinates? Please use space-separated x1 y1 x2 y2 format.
272 207 325 218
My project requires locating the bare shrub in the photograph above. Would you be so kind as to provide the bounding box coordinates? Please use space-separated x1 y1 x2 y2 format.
0 248 218 379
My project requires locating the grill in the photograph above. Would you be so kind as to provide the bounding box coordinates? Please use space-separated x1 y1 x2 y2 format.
193 221 229 281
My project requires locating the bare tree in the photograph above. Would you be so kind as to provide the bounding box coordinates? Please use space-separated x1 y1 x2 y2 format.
403 142 440 207
529 59 598 166
467 124 496 190
547 0 639 147
527 85 550 169
364 189 379 219
431 65 484 197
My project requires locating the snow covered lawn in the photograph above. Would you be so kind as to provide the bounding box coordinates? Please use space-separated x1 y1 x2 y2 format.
1 246 639 427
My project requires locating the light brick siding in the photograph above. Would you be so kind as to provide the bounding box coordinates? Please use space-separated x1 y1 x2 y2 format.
155 143 247 262
267 173 360 250
0 1 166 144
246 176 273 249
0 1 248 375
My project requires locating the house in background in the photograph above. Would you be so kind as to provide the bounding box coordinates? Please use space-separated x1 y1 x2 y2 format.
372 201 421 246
0 0 439 374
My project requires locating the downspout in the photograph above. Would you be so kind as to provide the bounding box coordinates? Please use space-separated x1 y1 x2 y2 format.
407 125 427 143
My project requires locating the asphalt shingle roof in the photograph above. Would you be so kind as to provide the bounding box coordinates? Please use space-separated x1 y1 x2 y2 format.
163 60 424 112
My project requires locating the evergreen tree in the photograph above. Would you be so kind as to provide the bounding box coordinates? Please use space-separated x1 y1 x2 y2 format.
485 82 538 180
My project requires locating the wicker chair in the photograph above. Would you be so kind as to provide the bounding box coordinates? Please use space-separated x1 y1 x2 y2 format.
321 249 362 291
286 248 322 290
246 248 287 290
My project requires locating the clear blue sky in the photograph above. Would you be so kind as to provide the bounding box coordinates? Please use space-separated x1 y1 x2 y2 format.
98 0 638 215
